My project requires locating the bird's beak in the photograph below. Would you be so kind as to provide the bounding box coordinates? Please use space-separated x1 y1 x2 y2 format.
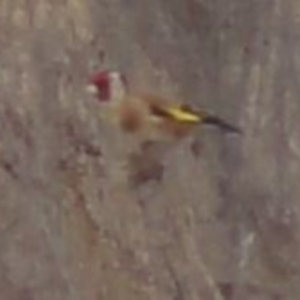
86 84 98 95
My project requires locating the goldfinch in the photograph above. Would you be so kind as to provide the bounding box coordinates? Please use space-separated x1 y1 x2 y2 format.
87 69 241 141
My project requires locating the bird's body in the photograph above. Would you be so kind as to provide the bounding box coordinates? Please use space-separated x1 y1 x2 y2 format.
114 92 201 139
87 70 241 142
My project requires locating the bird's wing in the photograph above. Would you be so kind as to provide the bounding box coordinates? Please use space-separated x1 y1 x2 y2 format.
141 93 203 124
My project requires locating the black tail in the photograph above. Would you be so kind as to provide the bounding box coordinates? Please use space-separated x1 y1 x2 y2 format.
202 115 241 134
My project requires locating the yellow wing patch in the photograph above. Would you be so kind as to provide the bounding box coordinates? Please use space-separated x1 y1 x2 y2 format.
165 106 201 123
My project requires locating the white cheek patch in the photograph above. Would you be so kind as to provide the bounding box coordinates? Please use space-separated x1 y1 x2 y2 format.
109 72 126 102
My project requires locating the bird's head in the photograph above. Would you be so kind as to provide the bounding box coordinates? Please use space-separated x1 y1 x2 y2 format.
87 69 128 102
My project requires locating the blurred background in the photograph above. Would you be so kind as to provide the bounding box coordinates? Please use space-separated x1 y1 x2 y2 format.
1 0 300 299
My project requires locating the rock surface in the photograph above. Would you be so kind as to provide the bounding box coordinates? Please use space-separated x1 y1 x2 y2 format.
1 0 300 299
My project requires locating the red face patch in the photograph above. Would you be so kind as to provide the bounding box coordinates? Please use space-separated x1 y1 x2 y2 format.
89 70 111 101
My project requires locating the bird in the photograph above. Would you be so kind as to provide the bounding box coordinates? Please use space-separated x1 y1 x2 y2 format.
86 69 241 142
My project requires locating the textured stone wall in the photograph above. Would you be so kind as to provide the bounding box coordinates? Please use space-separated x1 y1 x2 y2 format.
1 0 300 299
